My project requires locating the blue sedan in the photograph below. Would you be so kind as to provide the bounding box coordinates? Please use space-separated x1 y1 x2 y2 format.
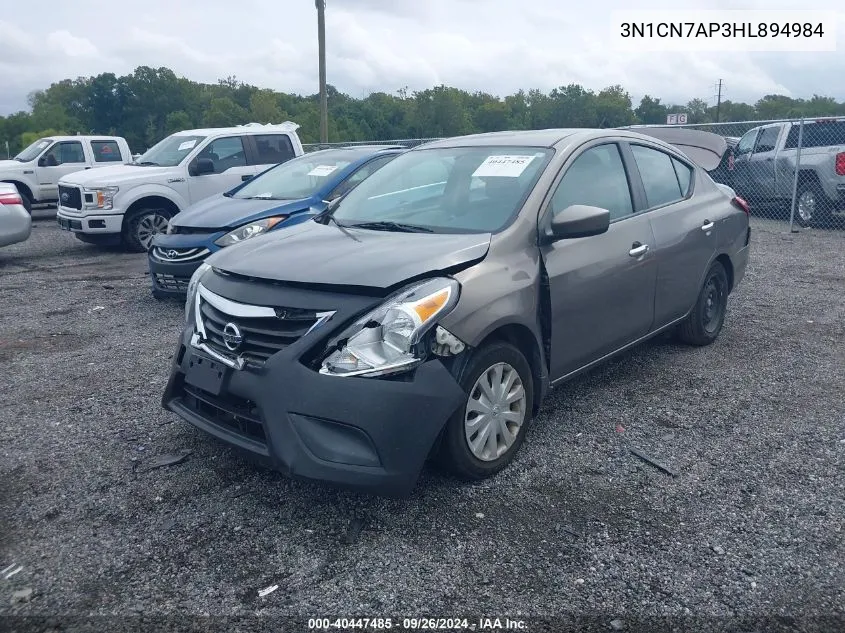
148 145 404 298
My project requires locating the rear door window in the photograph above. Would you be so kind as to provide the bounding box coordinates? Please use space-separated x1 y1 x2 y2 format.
91 140 123 162
252 134 296 165
630 144 684 209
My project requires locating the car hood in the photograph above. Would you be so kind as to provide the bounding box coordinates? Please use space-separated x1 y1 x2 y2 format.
0 159 29 174
59 164 168 187
207 219 492 290
172 195 314 230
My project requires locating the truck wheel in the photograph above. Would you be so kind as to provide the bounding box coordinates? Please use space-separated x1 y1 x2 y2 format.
437 341 534 480
794 180 830 228
20 191 33 214
123 208 172 253
677 261 729 347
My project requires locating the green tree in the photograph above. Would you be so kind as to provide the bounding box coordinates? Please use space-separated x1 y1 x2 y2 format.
165 111 193 134
250 89 284 123
635 95 668 124
203 97 249 128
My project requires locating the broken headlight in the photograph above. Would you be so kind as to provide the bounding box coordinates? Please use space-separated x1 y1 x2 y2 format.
320 277 460 378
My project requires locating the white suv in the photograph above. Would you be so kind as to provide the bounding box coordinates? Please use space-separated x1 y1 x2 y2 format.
56 122 304 251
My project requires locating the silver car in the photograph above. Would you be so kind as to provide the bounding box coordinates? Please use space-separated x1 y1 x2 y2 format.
162 128 751 497
0 182 32 247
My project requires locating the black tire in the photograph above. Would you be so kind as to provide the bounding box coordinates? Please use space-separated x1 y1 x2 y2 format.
793 180 830 228
20 190 33 214
437 341 534 480
122 208 172 253
677 261 729 347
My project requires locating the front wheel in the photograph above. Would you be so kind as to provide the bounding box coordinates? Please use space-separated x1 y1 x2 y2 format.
123 208 172 253
437 341 534 480
677 261 729 346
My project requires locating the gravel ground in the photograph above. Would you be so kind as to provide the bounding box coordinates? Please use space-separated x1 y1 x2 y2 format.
1 211 843 632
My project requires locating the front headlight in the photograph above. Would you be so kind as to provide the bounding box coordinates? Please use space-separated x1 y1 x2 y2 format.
185 262 211 322
214 216 287 247
83 186 119 210
320 277 460 378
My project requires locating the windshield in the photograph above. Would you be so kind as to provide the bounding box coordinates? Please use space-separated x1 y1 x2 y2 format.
233 150 360 200
134 134 206 167
15 138 53 162
330 146 552 233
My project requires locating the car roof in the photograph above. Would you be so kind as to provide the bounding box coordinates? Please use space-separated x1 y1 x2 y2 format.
39 136 124 142
305 146 405 159
171 122 300 137
421 129 584 149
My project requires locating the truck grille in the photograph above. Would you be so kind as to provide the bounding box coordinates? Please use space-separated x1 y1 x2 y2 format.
152 246 210 262
198 293 324 364
58 185 82 210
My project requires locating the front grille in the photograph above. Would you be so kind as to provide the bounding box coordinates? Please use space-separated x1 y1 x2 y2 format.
153 273 190 292
152 246 210 262
181 383 267 446
58 185 82 210
198 295 321 364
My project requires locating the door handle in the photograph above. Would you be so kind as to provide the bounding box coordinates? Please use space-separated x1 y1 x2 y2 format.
629 243 649 257
702 220 715 231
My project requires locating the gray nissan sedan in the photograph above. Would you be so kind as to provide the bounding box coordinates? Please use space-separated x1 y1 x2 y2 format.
162 128 750 497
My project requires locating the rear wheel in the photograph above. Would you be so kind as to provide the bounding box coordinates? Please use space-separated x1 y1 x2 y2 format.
438 341 534 480
677 261 729 346
123 208 172 253
794 180 830 228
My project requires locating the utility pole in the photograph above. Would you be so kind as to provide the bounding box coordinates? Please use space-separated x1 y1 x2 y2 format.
715 79 723 123
316 0 328 144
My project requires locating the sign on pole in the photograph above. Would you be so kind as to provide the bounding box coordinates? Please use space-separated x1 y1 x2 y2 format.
666 114 678 125
677 113 688 124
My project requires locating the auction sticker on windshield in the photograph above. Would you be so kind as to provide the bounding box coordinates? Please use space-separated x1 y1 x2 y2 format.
307 165 339 177
472 155 536 178
178 140 197 151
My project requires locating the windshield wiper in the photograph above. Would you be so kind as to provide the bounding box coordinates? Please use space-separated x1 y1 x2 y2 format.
348 221 433 233
322 213 360 242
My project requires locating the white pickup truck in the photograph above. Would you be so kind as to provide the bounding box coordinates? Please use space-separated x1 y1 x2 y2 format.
56 122 304 251
0 136 132 212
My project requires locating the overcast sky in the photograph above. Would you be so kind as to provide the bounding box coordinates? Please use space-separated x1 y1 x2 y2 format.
1 0 843 116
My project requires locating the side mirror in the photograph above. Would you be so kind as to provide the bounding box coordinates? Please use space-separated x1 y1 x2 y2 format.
38 157 47 167
193 158 215 176
548 204 610 241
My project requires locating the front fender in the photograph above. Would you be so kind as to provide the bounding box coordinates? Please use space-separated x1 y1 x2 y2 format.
120 184 188 212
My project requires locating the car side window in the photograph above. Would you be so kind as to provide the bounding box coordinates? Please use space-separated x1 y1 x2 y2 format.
44 141 85 165
197 136 247 174
754 126 780 153
735 130 758 155
672 157 693 196
91 140 122 162
630 144 686 209
252 134 296 165
330 155 396 199
550 144 633 221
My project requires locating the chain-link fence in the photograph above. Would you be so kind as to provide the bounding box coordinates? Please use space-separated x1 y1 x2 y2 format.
626 117 845 231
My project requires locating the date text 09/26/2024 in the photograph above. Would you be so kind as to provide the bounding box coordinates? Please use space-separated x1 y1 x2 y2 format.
307 618 528 630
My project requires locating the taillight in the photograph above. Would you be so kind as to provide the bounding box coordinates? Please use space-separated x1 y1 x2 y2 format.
0 192 23 206
836 152 845 176
732 196 750 216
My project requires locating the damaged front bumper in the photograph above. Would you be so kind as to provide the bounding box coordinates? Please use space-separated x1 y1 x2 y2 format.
161 322 467 498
